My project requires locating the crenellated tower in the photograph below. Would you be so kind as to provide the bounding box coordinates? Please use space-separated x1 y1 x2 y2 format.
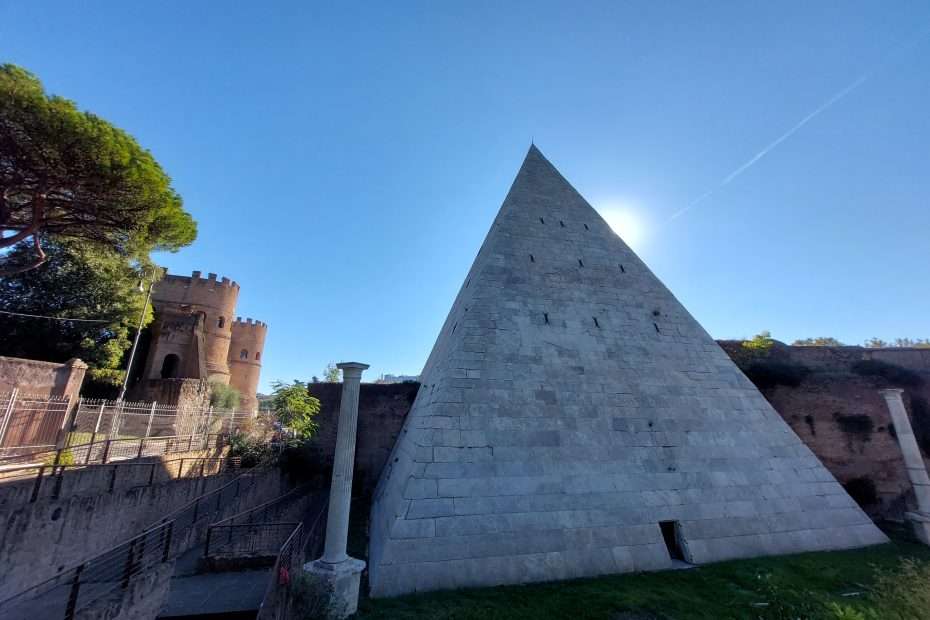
135 270 266 410
144 271 240 384
228 317 267 413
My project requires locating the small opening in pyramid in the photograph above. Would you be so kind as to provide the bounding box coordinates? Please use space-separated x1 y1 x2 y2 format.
660 521 685 561
654 322 661 334
540 217 545 224
530 254 535 263
584 223 589 230
544 312 549 325
578 259 584 268
452 322 457 334
559 220 565 227
593 317 600 328
619 264 625 273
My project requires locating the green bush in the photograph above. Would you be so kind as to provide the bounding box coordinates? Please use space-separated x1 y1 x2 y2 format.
850 360 923 388
830 558 930 620
228 432 273 467
210 381 241 411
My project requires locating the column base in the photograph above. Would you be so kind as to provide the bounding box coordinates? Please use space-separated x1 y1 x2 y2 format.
303 557 366 619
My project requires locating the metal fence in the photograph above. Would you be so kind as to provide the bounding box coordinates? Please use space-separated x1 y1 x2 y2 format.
257 500 329 620
0 391 255 462
0 453 282 620
0 521 173 620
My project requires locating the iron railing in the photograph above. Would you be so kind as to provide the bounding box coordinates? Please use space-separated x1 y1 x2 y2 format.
0 453 281 620
205 521 301 559
0 391 256 461
0 521 173 620
257 499 328 620
0 432 226 468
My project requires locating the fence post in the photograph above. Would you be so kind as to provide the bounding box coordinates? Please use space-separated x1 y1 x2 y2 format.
101 439 112 464
30 465 46 503
93 401 106 434
64 563 85 620
122 539 137 589
0 388 17 448
137 437 145 459
163 522 174 561
111 399 125 439
144 401 157 439
53 394 77 454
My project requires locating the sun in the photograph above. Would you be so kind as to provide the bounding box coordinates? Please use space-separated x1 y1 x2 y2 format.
597 203 648 251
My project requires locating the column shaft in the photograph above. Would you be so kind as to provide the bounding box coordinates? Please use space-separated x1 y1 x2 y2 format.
321 363 368 564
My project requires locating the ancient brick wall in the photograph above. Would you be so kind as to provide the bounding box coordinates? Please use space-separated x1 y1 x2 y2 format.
0 355 87 398
719 341 930 521
301 382 418 494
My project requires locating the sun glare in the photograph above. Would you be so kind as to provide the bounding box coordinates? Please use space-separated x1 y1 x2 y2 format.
597 203 648 251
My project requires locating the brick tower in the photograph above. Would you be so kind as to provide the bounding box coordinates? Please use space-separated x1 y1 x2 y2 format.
142 271 239 384
228 318 267 413
137 271 267 410
367 146 886 597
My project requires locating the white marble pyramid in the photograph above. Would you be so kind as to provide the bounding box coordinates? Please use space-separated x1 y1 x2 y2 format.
368 146 886 597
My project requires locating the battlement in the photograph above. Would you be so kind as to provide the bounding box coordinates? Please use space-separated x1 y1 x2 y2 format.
232 317 268 329
159 270 240 290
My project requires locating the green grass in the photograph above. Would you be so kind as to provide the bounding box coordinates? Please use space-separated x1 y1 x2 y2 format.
356 539 930 619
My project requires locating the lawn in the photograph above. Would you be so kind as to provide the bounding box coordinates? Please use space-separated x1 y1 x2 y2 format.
356 537 930 619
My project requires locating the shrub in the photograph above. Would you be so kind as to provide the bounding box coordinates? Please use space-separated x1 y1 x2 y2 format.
210 381 241 411
228 432 273 467
850 360 923 388
743 361 810 390
830 558 930 620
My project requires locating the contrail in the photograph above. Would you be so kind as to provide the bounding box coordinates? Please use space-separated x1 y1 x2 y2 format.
668 29 929 223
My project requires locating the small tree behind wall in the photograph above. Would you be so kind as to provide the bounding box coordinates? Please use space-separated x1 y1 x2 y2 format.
270 379 321 439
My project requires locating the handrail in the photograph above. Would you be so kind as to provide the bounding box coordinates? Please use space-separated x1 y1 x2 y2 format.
257 498 329 620
0 432 226 467
209 482 312 527
0 446 282 619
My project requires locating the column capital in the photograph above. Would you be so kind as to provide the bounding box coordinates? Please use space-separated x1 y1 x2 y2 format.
337 362 369 378
879 388 905 399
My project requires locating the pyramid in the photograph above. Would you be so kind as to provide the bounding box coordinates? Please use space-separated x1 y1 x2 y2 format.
368 146 886 597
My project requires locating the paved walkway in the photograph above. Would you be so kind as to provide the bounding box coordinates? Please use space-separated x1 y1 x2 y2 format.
158 545 270 618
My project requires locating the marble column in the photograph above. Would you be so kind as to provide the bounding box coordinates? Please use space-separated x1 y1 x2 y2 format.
880 388 930 545
305 362 369 618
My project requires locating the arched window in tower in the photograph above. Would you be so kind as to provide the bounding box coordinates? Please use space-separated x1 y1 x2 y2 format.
255 351 261 361
217 316 225 329
160 354 180 379
240 349 249 360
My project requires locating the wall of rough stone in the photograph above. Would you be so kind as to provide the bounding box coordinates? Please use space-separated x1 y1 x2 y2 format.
0 445 228 510
719 341 930 521
0 461 287 600
301 382 418 493
0 355 87 398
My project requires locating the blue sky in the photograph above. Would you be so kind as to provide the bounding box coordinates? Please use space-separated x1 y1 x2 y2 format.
3 2 928 390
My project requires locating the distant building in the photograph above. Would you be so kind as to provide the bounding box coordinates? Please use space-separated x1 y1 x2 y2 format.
132 270 267 412
375 373 419 384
